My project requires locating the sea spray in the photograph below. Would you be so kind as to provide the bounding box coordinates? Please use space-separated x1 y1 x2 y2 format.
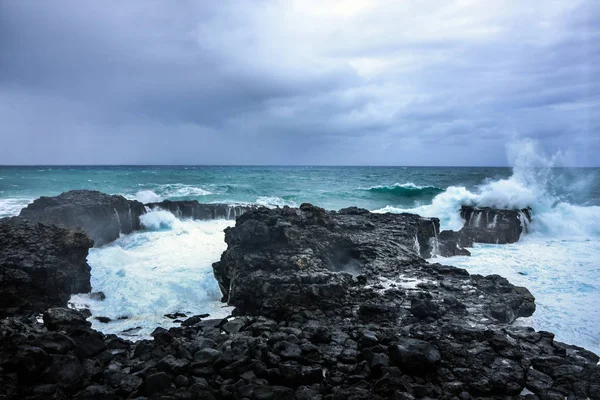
413 234 421 256
374 139 600 238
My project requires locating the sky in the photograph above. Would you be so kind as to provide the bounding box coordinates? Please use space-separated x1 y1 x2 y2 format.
0 0 598 166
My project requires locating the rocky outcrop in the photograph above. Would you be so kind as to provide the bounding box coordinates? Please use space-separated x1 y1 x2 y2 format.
1 307 598 400
146 200 253 220
434 206 532 256
0 218 93 317
213 204 443 316
459 205 531 244
213 204 534 322
17 191 254 247
435 230 472 256
19 190 146 246
1 203 598 399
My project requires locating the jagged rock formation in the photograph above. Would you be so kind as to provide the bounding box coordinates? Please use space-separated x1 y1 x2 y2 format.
1 308 598 400
146 200 253 220
17 191 255 247
19 190 146 246
0 217 93 317
0 203 598 399
459 206 531 244
213 204 441 315
213 203 533 322
435 206 533 256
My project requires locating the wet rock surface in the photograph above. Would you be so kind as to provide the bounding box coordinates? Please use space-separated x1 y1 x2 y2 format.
0 309 598 399
146 200 253 220
19 190 146 246
1 201 598 399
0 217 93 317
458 206 531 245
435 206 531 256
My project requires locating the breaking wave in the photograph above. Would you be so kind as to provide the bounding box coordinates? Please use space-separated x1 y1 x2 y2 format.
0 198 32 218
132 184 213 203
255 196 298 208
364 182 444 198
72 215 234 339
375 139 600 237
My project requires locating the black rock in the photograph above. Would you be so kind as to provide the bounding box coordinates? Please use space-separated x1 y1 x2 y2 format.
146 200 253 220
164 312 187 319
19 190 146 246
194 348 222 366
157 355 190 375
43 308 91 332
389 338 441 375
459 206 531 244
143 372 173 396
0 218 93 317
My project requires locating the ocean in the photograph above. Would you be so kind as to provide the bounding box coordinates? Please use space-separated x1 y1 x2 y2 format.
1 162 599 353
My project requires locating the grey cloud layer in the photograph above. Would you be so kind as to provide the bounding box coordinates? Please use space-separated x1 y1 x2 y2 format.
0 0 598 165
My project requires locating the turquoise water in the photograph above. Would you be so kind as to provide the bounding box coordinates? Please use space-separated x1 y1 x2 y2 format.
0 166 514 215
1 165 600 352
1 166 598 216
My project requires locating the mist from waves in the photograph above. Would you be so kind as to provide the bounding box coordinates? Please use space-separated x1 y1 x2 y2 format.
374 138 600 237
373 138 600 354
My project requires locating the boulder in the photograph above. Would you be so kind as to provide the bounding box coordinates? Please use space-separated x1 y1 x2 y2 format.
43 308 91 333
19 190 146 246
389 338 441 374
459 206 531 244
0 217 93 316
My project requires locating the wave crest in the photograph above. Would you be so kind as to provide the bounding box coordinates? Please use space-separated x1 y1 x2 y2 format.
365 182 444 198
376 139 600 238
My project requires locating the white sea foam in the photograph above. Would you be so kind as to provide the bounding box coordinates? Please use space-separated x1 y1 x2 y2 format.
435 236 600 355
255 196 297 208
72 213 234 339
140 209 180 230
366 182 438 190
374 139 600 238
159 183 212 197
400 138 600 354
135 190 162 203
132 184 213 204
0 198 33 217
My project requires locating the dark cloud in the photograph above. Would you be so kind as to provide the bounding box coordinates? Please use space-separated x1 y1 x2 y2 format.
0 0 598 165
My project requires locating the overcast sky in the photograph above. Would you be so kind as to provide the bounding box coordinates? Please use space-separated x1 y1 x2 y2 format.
0 0 598 166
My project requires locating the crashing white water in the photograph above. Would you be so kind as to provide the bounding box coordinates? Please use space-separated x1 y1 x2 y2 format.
130 184 213 203
374 139 600 354
436 236 600 355
70 211 233 340
374 139 600 236
0 198 32 218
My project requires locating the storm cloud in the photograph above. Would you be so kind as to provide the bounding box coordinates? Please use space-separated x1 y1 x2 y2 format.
1 0 598 165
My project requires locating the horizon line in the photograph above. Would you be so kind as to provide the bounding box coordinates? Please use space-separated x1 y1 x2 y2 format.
0 164 598 168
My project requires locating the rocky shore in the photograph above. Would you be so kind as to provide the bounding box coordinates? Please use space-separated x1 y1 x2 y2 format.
1 190 598 399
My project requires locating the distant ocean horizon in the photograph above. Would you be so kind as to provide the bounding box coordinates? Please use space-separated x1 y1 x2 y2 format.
1 163 599 353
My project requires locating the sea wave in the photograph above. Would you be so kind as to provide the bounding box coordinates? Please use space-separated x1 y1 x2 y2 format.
375 139 600 238
132 184 212 203
364 182 444 198
255 196 298 208
0 198 33 217
77 217 233 339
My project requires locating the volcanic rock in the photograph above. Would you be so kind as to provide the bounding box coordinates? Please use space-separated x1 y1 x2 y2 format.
146 200 253 220
0 217 93 316
19 190 146 246
459 205 531 244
